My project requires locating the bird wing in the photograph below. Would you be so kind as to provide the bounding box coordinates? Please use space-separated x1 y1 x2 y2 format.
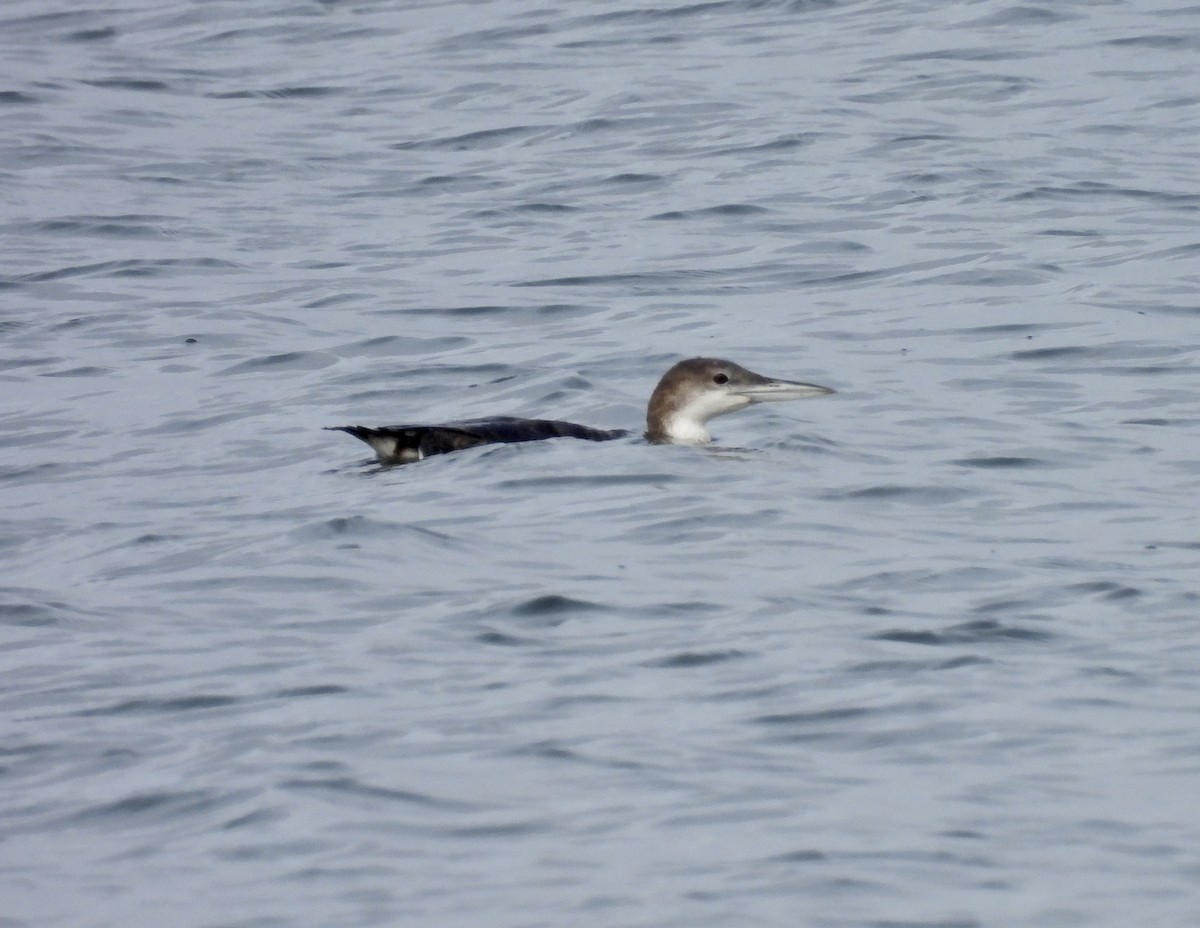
326 418 627 463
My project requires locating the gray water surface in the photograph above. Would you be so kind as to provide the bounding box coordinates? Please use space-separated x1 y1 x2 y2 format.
3 1 1200 926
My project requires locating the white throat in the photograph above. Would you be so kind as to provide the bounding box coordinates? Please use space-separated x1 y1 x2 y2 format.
658 391 753 443
661 415 712 444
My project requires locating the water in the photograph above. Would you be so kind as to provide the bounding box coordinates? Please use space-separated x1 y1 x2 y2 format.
3 1 1200 925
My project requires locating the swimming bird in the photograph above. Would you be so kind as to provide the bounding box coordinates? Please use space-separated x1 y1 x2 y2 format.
327 357 833 464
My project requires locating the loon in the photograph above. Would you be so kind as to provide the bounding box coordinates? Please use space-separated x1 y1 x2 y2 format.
327 357 833 465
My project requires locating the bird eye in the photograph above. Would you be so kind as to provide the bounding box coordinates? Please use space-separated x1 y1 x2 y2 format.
713 373 729 385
